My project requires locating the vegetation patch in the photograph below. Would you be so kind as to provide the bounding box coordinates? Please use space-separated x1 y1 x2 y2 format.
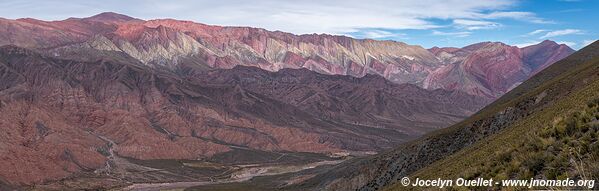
461 97 599 189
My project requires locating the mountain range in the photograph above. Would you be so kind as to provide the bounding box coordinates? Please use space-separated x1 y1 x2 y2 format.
0 12 573 97
288 40 599 191
0 12 582 190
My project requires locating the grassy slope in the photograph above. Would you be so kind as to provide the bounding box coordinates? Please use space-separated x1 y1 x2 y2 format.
385 43 599 190
283 42 599 191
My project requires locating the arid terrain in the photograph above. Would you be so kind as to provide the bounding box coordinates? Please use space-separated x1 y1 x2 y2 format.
0 12 579 190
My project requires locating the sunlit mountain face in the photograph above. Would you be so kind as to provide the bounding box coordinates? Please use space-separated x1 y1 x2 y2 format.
0 12 575 98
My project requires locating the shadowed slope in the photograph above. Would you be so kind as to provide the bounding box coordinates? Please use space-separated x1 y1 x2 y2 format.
292 40 597 191
0 45 487 188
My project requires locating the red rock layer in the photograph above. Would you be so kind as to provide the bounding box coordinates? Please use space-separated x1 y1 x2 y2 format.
0 45 488 186
425 41 574 97
0 13 575 98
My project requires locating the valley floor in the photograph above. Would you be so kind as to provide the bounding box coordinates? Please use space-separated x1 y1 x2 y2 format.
28 146 348 191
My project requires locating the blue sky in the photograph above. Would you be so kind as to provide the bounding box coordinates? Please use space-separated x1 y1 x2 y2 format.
0 0 597 49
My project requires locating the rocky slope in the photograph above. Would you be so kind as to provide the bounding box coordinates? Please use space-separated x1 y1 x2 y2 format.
0 12 573 97
385 40 599 191
0 12 578 189
0 45 487 187
293 40 598 191
424 41 574 97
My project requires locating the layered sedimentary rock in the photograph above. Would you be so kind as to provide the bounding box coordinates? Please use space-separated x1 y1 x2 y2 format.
425 41 574 97
0 45 487 186
0 12 573 97
0 12 576 188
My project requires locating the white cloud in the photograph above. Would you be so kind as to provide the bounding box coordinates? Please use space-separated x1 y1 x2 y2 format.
526 29 547 36
360 30 405 39
480 11 552 24
557 41 577 47
0 0 548 36
432 30 472 37
513 41 542 48
515 40 581 48
453 19 500 30
539 29 583 39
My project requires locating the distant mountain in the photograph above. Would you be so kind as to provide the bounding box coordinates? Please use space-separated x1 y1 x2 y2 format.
0 12 573 97
0 45 486 188
522 40 576 74
295 40 598 191
80 12 143 24
425 41 574 97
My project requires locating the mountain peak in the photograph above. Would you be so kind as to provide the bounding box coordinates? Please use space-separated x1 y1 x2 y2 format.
530 40 574 50
461 41 510 51
84 12 143 23
538 39 565 47
428 46 459 55
529 40 574 52
541 39 558 44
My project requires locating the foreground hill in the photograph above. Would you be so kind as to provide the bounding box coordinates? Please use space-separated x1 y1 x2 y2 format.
392 40 599 190
286 40 598 190
0 45 486 189
0 12 573 97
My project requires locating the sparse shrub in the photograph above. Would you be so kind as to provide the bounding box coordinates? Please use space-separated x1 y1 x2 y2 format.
545 169 559 179
586 161 599 181
568 139 580 148
556 123 568 137
546 145 555 154
466 95 599 184
564 117 578 135
590 142 599 158
506 162 519 176
519 169 534 179
497 150 512 163
525 153 545 175
587 98 599 108
557 172 569 180
494 172 508 181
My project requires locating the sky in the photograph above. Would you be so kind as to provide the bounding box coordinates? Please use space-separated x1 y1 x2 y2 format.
0 0 597 49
